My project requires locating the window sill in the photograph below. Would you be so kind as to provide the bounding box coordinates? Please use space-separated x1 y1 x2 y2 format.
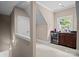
15 33 31 42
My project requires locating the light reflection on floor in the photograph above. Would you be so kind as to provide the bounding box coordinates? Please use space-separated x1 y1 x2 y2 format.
0 50 9 57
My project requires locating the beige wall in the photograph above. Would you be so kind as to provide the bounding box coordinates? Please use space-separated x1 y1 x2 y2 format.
37 3 55 41
30 2 36 56
54 7 77 31
11 2 36 57
76 1 79 55
11 7 33 57
36 6 48 41
36 24 48 41
0 14 10 52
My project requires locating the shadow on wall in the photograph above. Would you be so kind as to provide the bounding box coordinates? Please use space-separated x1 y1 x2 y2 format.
0 14 10 56
36 6 48 41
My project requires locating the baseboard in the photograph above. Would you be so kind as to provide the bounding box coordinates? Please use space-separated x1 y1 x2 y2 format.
36 39 50 45
37 39 48 42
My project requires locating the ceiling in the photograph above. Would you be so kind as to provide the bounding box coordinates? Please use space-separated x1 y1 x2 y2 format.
16 1 30 9
37 1 75 12
0 1 21 15
0 1 76 15
0 1 30 15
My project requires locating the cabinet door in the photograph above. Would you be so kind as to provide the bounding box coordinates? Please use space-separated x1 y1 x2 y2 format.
59 33 76 49
59 33 65 46
64 34 76 49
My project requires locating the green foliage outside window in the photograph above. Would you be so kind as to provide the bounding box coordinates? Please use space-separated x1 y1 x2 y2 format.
60 16 71 31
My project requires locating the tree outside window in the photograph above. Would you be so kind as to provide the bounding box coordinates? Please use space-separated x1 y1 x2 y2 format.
57 16 72 32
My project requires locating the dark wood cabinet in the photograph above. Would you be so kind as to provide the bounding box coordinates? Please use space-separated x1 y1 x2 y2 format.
58 33 76 49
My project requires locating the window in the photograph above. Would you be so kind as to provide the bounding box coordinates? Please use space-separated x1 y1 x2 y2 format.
16 16 31 41
57 16 73 32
